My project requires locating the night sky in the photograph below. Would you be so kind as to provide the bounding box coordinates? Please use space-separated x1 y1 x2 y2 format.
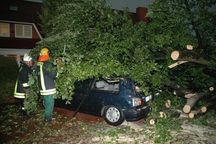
26 0 154 13
107 0 153 12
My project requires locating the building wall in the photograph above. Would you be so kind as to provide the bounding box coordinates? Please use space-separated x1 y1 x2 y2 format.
0 0 41 25
0 0 42 63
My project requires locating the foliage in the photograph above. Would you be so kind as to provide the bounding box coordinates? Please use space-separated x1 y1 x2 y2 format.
148 0 216 90
147 92 183 143
0 56 18 101
24 72 41 114
31 0 164 101
154 118 181 143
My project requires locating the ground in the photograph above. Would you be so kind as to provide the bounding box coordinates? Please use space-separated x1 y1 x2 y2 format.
0 100 216 144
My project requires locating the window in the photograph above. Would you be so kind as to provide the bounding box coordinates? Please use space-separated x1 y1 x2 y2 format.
94 79 119 92
15 24 32 38
74 79 92 90
0 23 10 37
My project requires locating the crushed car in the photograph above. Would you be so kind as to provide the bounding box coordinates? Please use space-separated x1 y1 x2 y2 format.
55 77 153 126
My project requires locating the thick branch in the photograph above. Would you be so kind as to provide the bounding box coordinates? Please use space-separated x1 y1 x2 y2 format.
170 50 199 61
177 58 211 66
168 61 188 68
183 92 207 113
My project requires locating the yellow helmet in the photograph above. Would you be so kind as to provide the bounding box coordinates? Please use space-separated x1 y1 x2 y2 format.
38 47 49 62
40 47 49 55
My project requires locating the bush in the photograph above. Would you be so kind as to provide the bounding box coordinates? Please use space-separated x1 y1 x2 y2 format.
0 56 18 102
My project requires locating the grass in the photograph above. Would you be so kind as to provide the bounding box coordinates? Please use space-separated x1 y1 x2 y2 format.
147 92 184 143
154 118 181 143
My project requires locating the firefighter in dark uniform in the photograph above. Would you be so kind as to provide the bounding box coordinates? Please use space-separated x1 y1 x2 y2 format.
37 47 57 122
14 53 33 115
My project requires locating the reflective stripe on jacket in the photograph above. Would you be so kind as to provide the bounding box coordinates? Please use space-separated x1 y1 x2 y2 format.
37 61 57 95
14 63 32 99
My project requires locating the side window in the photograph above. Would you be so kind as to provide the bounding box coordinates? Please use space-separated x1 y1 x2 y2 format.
94 79 119 92
74 79 92 90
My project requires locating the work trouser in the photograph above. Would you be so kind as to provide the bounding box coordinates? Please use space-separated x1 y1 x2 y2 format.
43 95 54 122
17 88 30 115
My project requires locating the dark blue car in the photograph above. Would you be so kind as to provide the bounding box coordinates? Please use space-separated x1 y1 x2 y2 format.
56 78 152 126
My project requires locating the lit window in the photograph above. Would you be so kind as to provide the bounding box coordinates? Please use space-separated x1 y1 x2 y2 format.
0 23 10 37
15 24 32 38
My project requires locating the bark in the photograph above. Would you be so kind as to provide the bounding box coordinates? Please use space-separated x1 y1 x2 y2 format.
183 92 206 113
176 58 211 67
169 50 213 69
170 50 199 61
185 93 197 99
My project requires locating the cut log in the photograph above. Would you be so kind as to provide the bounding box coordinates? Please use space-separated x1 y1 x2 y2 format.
171 50 180 60
159 111 167 118
165 100 171 108
170 50 198 61
186 45 193 50
201 97 216 113
189 109 204 119
201 106 207 113
183 92 207 113
170 49 214 69
149 119 156 125
209 86 214 92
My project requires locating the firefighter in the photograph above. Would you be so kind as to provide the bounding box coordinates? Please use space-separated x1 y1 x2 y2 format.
37 47 57 122
14 53 33 115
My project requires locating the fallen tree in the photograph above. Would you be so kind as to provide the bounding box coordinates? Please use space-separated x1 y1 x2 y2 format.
168 45 216 118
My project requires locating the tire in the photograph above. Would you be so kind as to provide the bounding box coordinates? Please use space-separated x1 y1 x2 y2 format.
103 105 125 126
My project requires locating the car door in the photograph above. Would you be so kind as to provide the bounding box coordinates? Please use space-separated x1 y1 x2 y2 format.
84 79 120 115
71 79 93 111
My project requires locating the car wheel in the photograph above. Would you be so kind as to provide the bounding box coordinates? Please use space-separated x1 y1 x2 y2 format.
103 105 125 126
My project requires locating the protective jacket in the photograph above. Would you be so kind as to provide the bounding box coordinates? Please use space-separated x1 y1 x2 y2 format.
14 62 32 99
37 61 57 95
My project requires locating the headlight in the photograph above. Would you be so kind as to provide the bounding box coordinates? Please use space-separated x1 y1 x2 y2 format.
132 97 144 106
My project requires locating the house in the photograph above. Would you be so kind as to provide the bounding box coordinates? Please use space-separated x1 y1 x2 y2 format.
0 0 42 64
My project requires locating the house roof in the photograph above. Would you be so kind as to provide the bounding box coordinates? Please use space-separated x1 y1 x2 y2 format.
0 0 42 30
